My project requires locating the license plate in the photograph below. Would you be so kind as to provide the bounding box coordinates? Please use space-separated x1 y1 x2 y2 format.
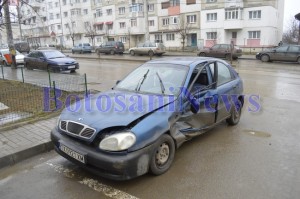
59 143 86 164
68 65 75 69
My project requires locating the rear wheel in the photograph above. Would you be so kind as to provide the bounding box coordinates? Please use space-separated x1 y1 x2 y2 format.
225 54 231 60
198 52 206 57
150 134 175 175
130 50 135 56
226 99 242 125
261 54 270 62
72 50 74 54
110 50 115 55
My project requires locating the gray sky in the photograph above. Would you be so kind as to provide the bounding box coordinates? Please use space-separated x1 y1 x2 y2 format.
284 0 300 31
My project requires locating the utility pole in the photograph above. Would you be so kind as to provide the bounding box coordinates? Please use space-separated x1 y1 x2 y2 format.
59 0 64 51
4 0 17 69
144 0 149 41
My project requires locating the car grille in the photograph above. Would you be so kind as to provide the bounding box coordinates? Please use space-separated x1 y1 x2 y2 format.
59 120 96 139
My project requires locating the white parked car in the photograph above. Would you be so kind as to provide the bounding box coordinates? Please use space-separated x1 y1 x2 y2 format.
0 49 25 66
129 41 166 56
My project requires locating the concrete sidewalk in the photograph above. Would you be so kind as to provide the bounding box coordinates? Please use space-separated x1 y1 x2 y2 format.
0 117 56 169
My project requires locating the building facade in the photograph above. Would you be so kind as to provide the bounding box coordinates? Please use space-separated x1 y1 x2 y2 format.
17 0 284 49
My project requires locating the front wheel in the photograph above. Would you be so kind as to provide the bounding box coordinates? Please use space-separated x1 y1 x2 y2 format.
150 134 175 176
148 51 154 57
198 52 206 57
261 54 270 62
110 50 115 55
130 50 135 56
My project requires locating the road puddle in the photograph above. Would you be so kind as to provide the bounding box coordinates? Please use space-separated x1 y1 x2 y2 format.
243 130 271 138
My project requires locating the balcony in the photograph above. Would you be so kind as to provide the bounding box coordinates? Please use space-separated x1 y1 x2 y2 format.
225 0 244 8
224 19 244 30
129 11 144 18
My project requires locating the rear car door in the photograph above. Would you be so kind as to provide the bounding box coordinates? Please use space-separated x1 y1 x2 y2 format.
209 44 220 57
212 61 238 122
286 45 300 62
271 46 289 61
35 52 48 70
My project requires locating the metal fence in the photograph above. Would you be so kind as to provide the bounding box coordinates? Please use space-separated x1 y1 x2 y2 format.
0 65 87 126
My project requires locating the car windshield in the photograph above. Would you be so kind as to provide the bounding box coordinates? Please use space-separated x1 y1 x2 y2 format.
44 51 66 59
115 63 188 95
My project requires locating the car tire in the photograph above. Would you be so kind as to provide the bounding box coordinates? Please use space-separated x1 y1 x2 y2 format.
130 50 135 56
226 99 242 125
110 50 115 55
199 52 206 57
148 51 154 57
70 69 76 73
297 57 300 64
80 51 83 54
261 54 270 62
149 134 175 176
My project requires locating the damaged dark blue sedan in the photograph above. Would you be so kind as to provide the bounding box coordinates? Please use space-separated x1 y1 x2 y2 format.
51 57 244 180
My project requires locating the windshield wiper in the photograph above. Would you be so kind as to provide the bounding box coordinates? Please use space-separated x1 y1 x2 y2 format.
156 72 165 94
135 69 150 91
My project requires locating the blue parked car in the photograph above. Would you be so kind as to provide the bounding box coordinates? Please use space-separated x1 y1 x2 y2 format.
24 50 79 72
51 57 244 180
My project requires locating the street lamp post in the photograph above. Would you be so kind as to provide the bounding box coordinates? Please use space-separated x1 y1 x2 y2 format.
295 13 300 45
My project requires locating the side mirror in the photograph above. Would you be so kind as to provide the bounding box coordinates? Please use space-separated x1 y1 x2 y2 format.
116 80 121 85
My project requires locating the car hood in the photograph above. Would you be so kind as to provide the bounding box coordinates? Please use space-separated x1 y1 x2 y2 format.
59 90 175 138
47 57 77 64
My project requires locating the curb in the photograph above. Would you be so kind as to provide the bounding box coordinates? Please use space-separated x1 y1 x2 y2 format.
0 141 54 169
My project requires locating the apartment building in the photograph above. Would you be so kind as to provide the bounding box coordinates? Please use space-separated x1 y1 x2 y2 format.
18 0 284 49
201 0 284 47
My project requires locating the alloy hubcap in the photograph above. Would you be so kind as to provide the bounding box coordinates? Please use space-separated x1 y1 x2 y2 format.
156 143 170 166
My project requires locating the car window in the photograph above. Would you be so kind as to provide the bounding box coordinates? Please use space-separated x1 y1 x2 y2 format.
37 52 44 58
211 45 220 49
220 44 229 49
43 51 66 59
288 46 300 52
28 52 38 58
276 46 288 52
83 43 90 46
217 62 232 86
137 43 144 47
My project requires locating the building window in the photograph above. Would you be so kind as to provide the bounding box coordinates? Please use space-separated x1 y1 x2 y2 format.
170 16 178 24
161 2 169 9
57 24 61 30
119 22 126 29
206 0 216 2
56 13 60 19
148 20 154 26
71 9 81 16
155 34 162 42
131 19 137 27
96 24 103 30
107 24 113 30
96 37 102 42
148 4 154 11
207 32 217 39
63 12 68 17
84 22 90 28
49 13 53 20
74 0 80 3
55 2 59 7
72 22 76 28
83 0 87 2
187 15 196 23
186 0 196 5
162 18 169 26
166 33 175 41
207 13 217 21
48 2 52 9
120 37 126 43
51 25 55 31
225 8 239 20
62 0 66 5
119 7 125 15
170 0 179 6
248 31 261 39
96 9 102 17
249 10 261 19
64 23 69 29
83 9 88 15
106 9 112 15
130 4 143 12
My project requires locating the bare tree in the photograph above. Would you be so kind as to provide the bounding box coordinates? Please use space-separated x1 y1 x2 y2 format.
66 20 77 47
173 15 192 51
282 18 299 44
85 22 97 48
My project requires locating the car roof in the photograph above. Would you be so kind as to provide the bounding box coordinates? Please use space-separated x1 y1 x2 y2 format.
146 57 222 69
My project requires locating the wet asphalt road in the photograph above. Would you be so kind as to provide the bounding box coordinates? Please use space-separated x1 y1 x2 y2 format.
0 58 300 198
